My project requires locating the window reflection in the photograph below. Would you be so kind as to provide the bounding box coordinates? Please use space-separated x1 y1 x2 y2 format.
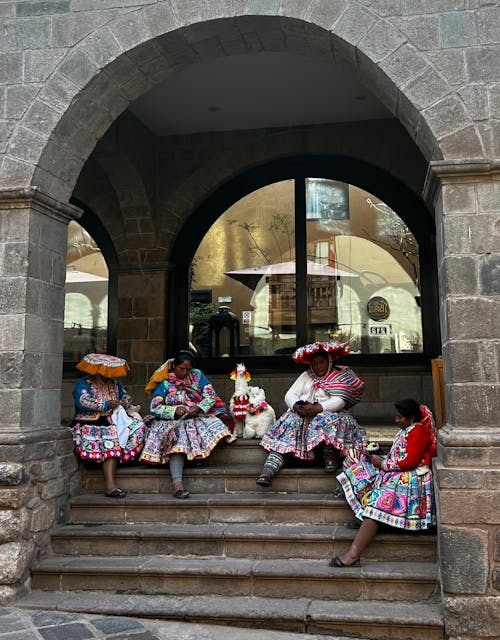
190 181 295 356
64 221 108 361
190 179 422 357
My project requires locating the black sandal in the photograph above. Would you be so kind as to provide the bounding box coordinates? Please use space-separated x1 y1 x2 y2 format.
328 555 360 567
173 488 190 499
256 472 272 487
105 488 127 498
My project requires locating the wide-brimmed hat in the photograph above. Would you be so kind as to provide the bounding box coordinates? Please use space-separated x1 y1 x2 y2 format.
145 358 174 396
291 341 350 365
76 353 130 378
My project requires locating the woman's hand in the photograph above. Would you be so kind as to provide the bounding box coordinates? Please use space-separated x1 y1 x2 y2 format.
187 405 201 417
107 400 122 410
366 453 383 469
174 406 188 418
293 402 322 417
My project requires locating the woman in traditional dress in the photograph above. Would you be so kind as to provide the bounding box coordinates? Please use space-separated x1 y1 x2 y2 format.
329 398 437 567
70 353 146 498
256 341 367 487
140 350 235 499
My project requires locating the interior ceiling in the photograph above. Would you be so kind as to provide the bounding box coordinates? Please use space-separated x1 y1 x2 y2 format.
130 52 392 136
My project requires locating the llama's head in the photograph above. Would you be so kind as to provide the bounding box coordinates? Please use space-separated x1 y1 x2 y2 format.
230 363 251 381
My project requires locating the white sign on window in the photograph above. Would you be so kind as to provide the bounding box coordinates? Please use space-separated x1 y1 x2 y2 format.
369 324 392 335
242 311 252 325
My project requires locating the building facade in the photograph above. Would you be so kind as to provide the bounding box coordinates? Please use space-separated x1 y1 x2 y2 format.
0 1 499 637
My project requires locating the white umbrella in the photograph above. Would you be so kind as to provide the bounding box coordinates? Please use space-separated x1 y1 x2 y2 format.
224 260 357 290
65 268 107 283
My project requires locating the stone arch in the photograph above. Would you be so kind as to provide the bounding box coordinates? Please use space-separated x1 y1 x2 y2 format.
1 2 482 200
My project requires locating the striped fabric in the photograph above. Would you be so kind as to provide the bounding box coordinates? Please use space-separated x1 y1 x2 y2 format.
311 365 364 410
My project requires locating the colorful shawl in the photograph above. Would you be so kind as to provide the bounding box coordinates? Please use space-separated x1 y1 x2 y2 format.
309 365 365 410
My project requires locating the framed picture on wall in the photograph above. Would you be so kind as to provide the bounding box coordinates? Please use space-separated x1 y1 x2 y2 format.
306 179 349 221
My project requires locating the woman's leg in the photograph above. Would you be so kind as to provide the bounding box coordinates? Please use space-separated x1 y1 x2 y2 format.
321 445 342 473
169 453 189 498
256 451 285 486
331 517 379 566
102 458 126 496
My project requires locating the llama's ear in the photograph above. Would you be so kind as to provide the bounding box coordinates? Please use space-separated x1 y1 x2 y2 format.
229 368 237 380
245 370 251 381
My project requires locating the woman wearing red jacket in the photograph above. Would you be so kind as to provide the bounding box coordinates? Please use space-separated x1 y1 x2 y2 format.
329 398 437 567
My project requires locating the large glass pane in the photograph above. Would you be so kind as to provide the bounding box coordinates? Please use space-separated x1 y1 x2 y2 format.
306 179 422 353
190 181 295 356
64 221 108 361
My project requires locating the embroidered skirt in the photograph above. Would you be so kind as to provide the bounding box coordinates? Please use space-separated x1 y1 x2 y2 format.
337 451 436 531
260 410 368 460
140 415 235 464
70 415 146 463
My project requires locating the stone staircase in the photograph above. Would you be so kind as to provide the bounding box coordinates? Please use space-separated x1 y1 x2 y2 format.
18 438 444 639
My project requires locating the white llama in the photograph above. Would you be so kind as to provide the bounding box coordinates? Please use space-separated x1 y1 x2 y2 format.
229 363 251 438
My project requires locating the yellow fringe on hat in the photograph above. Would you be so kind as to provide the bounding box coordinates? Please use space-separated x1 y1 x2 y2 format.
145 358 174 396
76 356 130 378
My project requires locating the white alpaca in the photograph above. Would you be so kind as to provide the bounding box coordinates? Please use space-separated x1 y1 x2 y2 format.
243 386 276 439
229 363 251 438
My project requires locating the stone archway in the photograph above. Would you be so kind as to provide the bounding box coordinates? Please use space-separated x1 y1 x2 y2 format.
0 3 498 637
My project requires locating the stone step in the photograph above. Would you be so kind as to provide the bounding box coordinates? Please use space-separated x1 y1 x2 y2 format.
50 522 437 562
17 591 444 639
81 464 341 495
31 555 439 603
68 492 353 525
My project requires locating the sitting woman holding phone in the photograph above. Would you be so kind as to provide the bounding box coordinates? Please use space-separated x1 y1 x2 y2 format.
329 398 437 567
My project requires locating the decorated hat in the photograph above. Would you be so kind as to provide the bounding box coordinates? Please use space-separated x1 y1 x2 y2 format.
291 341 350 365
145 358 174 396
76 353 130 378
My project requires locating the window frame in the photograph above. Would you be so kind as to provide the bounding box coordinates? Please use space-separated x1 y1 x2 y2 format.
63 199 118 376
171 155 439 373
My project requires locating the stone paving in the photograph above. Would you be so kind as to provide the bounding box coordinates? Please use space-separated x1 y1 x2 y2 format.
0 606 352 640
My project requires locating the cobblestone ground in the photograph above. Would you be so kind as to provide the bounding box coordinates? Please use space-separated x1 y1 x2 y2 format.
0 607 351 640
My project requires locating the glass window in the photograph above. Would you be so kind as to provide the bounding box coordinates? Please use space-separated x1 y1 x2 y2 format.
190 181 295 356
64 221 108 361
306 180 422 354
190 178 422 357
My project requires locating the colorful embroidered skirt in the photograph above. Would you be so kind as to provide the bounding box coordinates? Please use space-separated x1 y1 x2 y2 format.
70 415 146 463
260 410 368 460
140 415 235 464
337 453 435 531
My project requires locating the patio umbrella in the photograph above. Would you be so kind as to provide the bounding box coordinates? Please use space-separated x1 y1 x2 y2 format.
224 260 357 290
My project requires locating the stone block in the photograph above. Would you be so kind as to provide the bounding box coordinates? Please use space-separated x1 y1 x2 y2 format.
439 488 500 524
441 183 477 215
394 15 440 50
130 340 164 363
378 375 422 401
402 0 465 12
380 43 428 86
435 463 484 490
0 487 27 509
423 94 470 141
81 25 124 69
0 463 24 486
132 296 163 318
447 297 500 340
440 11 478 48
444 595 500 638
5 84 41 120
0 541 34 583
59 49 99 89
478 340 499 383
303 0 346 29
22 100 61 139
0 278 27 314
448 382 500 426
5 126 46 164
0 509 26 542
39 72 81 113
440 526 489 594
117 318 149 340
331 3 377 46
23 48 67 82
478 6 500 45
0 157 36 189
477 180 500 213
479 255 500 295
439 124 485 159
16 1 70 16
142 3 179 39
0 352 24 389
496 529 500 562
403 66 450 111
0 52 23 83
440 255 478 296
442 215 500 254
357 19 406 64
0 17 50 52
465 46 500 82
442 340 479 383
30 502 55 532
429 49 466 86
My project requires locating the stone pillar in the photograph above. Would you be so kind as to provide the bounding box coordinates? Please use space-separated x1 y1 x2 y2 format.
424 161 500 639
116 265 169 408
0 187 81 602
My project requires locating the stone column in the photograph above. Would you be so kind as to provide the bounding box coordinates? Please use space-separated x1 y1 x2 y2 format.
0 187 81 602
115 265 170 408
424 161 500 639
